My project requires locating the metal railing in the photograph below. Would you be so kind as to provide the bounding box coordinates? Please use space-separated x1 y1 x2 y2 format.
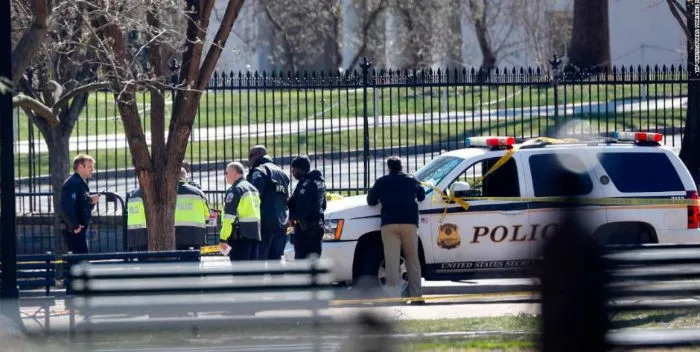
15 192 127 255
13 59 691 200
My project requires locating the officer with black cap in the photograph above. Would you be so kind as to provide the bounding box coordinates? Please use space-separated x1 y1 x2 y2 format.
247 145 291 260
288 155 327 259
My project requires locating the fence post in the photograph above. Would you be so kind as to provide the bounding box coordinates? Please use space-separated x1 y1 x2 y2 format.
550 55 562 135
360 57 372 190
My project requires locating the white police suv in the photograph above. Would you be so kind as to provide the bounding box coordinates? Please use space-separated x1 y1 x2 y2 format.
286 132 700 291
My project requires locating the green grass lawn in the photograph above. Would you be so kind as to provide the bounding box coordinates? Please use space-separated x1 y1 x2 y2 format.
22 310 700 352
13 83 688 141
14 110 686 183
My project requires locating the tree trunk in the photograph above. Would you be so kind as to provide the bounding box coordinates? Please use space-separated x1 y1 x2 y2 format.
568 0 610 72
45 130 69 255
680 82 700 185
679 0 699 186
139 170 178 251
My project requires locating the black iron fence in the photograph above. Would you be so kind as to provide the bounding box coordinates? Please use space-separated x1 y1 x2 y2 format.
15 192 127 255
14 61 691 201
11 60 692 252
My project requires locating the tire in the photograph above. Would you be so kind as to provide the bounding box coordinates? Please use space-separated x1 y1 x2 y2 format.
353 243 408 297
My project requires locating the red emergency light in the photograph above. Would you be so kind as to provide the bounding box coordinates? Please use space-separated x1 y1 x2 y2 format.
465 136 516 148
612 131 663 143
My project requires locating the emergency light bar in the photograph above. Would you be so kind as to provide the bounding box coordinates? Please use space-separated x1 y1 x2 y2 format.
612 131 663 143
465 136 515 148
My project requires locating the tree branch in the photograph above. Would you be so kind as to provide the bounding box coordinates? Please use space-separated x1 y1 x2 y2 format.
89 11 153 172
52 81 111 114
60 92 88 136
263 1 296 71
13 94 59 126
167 0 244 176
12 0 49 85
171 0 214 128
147 7 167 174
347 0 386 71
666 0 691 41
197 0 245 90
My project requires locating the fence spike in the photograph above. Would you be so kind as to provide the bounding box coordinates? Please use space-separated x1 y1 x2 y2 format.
654 64 659 73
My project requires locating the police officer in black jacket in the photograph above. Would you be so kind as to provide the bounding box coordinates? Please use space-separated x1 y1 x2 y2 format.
61 154 100 254
288 156 327 259
247 145 291 260
367 156 426 300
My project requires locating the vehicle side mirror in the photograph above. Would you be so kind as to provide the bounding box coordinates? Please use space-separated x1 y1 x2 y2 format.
449 181 472 198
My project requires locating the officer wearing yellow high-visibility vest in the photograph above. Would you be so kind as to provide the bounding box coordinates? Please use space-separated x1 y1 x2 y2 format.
175 167 211 250
219 162 262 261
126 187 147 251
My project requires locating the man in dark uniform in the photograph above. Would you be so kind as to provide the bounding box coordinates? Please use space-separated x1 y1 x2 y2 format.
175 168 210 250
247 145 290 260
288 156 327 259
220 162 261 261
61 154 100 254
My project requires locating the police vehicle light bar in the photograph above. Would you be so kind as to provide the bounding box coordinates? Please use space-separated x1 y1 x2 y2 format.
612 131 663 143
465 136 515 147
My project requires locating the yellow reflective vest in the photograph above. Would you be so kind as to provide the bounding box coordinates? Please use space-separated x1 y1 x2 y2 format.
220 178 261 242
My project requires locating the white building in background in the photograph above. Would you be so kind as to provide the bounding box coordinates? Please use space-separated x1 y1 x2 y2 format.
209 0 686 73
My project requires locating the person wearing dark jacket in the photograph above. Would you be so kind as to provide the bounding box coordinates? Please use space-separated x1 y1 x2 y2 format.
61 154 101 253
288 156 327 259
247 145 290 260
367 156 426 301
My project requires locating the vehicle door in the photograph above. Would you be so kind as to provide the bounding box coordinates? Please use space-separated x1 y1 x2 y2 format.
427 153 531 274
523 149 607 257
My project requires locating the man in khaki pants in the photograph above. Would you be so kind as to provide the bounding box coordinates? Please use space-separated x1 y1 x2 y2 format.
367 156 426 303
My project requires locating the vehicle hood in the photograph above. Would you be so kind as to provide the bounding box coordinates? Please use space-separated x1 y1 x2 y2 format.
325 194 380 220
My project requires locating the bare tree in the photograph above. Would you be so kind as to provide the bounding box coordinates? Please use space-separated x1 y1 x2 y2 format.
516 0 574 69
344 0 389 71
567 0 611 71
11 0 111 253
462 0 523 72
81 0 245 250
255 0 384 72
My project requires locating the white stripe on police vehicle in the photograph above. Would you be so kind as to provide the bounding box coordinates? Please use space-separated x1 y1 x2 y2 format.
284 131 700 294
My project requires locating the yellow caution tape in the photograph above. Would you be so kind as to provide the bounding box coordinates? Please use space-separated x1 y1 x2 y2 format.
421 136 700 223
200 245 221 255
326 193 344 202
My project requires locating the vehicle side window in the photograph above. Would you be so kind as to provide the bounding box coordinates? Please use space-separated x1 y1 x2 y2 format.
529 153 593 197
597 152 684 192
451 157 520 197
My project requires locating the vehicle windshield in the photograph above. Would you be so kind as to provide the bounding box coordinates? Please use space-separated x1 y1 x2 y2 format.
414 155 464 194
